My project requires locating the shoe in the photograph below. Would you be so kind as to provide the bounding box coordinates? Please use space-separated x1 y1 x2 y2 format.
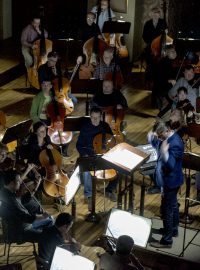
105 191 117 202
150 241 172 248
146 186 161 194
189 197 200 207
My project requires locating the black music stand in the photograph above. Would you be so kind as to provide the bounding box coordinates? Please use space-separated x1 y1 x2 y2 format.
102 142 149 213
70 79 103 115
2 119 32 146
102 21 131 35
181 152 200 257
77 155 114 222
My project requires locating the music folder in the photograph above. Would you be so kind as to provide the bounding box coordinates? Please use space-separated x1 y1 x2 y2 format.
50 247 95 270
102 142 149 175
105 208 152 248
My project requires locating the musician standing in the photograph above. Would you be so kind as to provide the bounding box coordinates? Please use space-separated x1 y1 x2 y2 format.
91 0 116 33
79 12 102 44
21 16 48 68
148 121 184 248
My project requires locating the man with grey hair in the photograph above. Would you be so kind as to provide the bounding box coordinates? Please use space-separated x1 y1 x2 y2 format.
148 120 184 248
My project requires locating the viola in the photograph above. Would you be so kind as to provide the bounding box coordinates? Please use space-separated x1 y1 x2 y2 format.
39 148 69 198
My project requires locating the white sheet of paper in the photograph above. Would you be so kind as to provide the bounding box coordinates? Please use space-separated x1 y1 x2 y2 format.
50 247 95 270
105 209 152 248
65 166 81 205
103 149 143 170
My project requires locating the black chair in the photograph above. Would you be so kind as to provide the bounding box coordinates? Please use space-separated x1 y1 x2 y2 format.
1 218 36 264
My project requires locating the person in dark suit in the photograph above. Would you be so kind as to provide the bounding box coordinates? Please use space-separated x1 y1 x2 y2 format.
148 120 184 248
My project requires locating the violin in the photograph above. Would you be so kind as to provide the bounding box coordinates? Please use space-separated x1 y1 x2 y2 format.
16 163 42 199
39 148 69 198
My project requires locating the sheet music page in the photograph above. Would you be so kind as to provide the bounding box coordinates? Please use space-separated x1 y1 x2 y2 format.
50 247 95 270
103 149 143 170
65 166 81 205
105 209 152 247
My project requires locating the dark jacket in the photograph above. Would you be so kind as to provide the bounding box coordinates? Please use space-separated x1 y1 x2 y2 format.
76 118 112 156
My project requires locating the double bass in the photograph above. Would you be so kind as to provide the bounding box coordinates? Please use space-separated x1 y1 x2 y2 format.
151 1 173 59
27 9 52 89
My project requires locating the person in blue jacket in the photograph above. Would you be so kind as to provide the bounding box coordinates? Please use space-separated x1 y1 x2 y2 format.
148 120 184 248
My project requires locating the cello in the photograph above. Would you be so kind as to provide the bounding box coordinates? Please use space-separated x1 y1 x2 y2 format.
39 148 69 198
91 122 117 181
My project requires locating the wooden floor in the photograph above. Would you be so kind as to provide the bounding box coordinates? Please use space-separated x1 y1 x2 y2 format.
0 68 200 269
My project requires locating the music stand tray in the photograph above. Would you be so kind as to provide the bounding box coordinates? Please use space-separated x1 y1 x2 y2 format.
2 119 32 144
102 21 131 34
102 142 149 175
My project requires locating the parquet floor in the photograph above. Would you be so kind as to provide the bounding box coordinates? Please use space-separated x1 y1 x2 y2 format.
0 71 200 269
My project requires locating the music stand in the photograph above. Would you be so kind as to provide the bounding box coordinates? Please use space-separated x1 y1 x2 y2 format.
50 247 95 270
102 21 131 35
104 208 152 248
181 152 200 256
2 119 32 145
76 155 114 222
102 142 149 212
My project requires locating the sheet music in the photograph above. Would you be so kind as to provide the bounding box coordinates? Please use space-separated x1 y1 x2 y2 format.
136 144 158 163
50 247 95 270
65 166 81 205
105 209 152 248
103 149 143 170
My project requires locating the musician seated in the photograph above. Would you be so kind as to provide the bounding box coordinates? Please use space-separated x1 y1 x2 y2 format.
21 16 48 68
78 12 103 44
0 169 50 243
168 65 199 109
26 122 52 168
173 87 195 122
0 143 14 190
99 235 144 270
38 212 80 266
30 80 53 125
93 48 123 89
38 51 78 105
91 79 128 109
91 0 116 33
76 107 118 210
